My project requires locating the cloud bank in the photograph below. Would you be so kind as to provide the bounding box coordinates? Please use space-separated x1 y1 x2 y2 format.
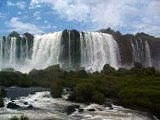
30 0 160 36
8 17 43 34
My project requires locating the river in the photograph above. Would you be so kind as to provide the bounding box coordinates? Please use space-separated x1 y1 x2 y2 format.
0 87 158 120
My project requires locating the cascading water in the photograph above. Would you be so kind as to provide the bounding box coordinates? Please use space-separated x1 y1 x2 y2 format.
0 30 156 73
30 32 62 70
80 32 120 72
10 37 17 65
144 41 152 67
131 38 153 67
0 36 31 70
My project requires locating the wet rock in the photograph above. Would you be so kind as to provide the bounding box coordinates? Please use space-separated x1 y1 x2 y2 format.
78 108 84 112
24 102 28 105
88 108 96 112
105 99 113 109
105 103 113 109
7 102 20 109
65 104 80 115
107 105 113 110
27 105 33 109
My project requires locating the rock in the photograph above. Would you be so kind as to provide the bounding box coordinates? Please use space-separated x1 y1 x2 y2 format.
105 99 113 109
106 104 113 110
109 105 113 110
24 102 28 105
78 108 84 112
65 105 80 115
27 105 33 109
105 103 113 110
88 108 96 112
102 64 115 74
7 102 20 109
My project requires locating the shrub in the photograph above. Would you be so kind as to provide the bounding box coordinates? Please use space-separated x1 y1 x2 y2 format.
69 82 105 104
9 116 29 120
0 88 5 107
9 116 19 120
143 67 156 75
50 80 63 98
92 91 106 104
0 96 4 107
70 82 96 103
20 115 29 120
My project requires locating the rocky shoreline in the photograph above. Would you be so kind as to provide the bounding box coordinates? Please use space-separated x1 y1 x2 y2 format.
0 87 158 120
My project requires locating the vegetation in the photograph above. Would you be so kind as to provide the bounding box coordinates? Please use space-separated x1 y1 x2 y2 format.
0 96 4 107
0 63 160 118
0 87 5 107
9 116 29 120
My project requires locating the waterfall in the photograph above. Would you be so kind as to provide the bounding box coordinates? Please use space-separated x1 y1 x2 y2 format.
145 41 152 67
0 36 32 71
0 30 156 73
131 38 153 67
9 37 17 65
31 32 62 69
80 32 120 72
131 38 145 65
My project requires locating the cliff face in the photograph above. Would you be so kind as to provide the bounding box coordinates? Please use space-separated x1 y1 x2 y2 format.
99 28 160 69
59 30 81 69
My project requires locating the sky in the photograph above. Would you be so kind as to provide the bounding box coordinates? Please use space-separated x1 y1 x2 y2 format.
0 0 160 36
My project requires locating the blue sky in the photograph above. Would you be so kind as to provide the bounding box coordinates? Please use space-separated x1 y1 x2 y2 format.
0 0 160 36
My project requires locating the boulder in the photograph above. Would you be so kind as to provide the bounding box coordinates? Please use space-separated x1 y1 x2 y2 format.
7 102 20 109
65 104 80 115
24 102 28 105
78 108 84 112
88 108 96 112
27 105 33 109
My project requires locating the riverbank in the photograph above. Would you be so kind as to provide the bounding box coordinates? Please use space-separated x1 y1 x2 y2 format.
0 63 160 119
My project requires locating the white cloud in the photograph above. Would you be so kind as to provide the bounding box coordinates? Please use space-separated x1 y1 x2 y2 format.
30 0 160 36
133 18 160 37
30 0 141 27
8 17 43 34
7 1 26 10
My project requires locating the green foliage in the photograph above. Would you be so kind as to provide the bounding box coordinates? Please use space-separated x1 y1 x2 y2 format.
0 96 4 107
0 87 5 107
70 82 97 103
51 80 63 98
20 116 29 120
9 116 19 120
69 81 106 104
92 91 106 105
9 116 29 120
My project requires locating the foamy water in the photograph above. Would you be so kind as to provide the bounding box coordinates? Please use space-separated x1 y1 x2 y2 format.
0 91 157 120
